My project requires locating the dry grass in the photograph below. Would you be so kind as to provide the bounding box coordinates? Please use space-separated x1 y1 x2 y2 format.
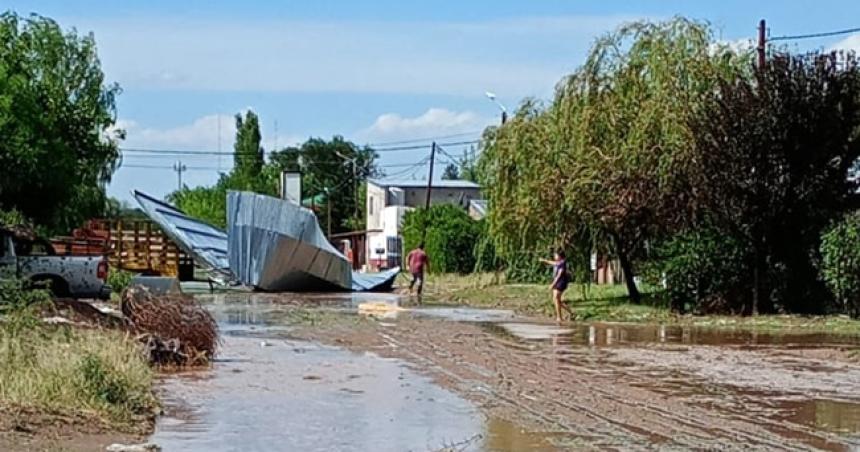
0 321 157 430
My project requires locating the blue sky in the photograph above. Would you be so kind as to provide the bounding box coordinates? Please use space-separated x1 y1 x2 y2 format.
8 1 860 201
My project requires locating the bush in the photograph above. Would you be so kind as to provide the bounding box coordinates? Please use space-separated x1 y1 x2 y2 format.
0 278 52 334
402 205 481 274
821 211 860 318
644 227 750 313
107 268 135 295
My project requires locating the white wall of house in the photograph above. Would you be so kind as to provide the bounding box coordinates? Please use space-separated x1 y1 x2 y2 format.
364 180 480 270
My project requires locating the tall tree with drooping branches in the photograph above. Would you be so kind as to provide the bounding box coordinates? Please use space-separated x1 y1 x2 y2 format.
480 17 749 300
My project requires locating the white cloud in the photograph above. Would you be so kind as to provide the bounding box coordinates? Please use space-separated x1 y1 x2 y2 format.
119 114 236 151
829 33 860 53
356 108 493 143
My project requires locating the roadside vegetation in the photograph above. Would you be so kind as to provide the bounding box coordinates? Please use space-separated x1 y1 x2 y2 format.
421 273 860 335
0 280 157 430
473 17 860 318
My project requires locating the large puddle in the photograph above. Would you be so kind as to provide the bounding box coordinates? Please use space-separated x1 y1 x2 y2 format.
149 294 553 451
150 291 860 450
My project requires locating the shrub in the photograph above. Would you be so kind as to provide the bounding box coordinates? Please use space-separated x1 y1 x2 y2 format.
644 227 750 313
107 268 135 294
402 205 481 274
0 278 52 334
821 211 860 318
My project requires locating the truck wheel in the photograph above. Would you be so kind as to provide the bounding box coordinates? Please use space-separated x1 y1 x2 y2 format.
29 276 70 298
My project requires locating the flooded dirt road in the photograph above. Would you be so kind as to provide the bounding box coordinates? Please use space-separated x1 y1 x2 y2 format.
153 292 860 450
149 293 552 451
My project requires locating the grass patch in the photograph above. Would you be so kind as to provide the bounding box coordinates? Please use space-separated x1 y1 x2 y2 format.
0 325 157 430
0 301 157 431
420 273 860 335
420 273 669 322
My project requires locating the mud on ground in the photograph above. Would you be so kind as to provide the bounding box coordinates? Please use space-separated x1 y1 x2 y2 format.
0 405 149 452
295 316 860 451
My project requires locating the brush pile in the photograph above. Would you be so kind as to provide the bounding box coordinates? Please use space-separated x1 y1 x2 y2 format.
120 286 218 366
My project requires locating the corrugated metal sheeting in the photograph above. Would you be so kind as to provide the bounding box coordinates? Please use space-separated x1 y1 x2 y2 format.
133 191 231 281
134 190 398 292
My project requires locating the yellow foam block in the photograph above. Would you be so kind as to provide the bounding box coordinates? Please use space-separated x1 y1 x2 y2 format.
357 302 406 313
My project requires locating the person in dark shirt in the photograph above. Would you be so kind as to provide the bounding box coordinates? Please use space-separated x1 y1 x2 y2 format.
541 250 573 322
406 242 429 296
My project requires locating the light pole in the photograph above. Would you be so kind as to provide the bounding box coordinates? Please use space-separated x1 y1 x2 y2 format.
485 91 508 125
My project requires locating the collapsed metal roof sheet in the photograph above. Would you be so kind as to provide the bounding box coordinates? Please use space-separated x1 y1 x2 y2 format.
227 191 399 292
134 190 398 292
132 190 232 281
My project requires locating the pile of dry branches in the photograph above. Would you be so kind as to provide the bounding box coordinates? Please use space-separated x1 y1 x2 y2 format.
121 286 218 366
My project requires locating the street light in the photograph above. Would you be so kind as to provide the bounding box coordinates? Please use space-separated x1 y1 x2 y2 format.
485 91 508 125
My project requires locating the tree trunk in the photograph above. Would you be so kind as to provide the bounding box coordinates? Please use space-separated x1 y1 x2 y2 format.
617 245 641 304
751 239 771 315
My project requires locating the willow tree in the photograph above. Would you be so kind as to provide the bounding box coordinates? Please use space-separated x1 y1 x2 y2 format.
480 18 748 301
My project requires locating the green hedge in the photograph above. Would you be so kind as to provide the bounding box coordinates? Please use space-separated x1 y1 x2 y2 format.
401 205 481 274
821 211 860 318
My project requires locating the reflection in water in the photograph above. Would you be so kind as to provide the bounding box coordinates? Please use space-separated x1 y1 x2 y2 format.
152 336 489 451
482 417 556 451
495 321 860 347
151 298 554 451
786 399 860 434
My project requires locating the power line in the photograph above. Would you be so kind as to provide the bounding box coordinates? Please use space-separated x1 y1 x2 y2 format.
118 139 480 157
770 26 860 42
119 158 440 171
365 130 482 147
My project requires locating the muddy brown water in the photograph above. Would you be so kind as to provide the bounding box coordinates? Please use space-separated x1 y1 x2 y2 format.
150 291 860 450
149 293 553 451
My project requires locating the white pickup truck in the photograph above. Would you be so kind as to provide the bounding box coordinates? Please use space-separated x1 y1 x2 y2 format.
0 228 111 300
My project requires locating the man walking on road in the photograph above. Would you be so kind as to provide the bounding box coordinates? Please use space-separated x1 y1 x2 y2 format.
406 243 429 296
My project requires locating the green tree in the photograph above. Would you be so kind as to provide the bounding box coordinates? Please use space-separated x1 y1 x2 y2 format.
0 12 121 233
479 18 747 301
689 52 860 314
265 136 379 233
233 110 264 181
167 176 231 228
401 204 481 274
458 146 480 183
441 163 460 180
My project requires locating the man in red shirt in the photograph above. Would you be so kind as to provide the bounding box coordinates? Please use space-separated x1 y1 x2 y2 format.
406 242 429 295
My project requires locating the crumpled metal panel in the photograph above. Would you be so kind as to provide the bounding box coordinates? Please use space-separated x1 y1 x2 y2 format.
351 268 400 292
134 190 398 292
133 190 232 281
227 191 399 292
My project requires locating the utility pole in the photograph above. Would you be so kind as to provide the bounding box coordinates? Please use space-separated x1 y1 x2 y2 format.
173 161 187 190
325 187 332 238
757 19 767 70
424 142 436 210
352 159 359 221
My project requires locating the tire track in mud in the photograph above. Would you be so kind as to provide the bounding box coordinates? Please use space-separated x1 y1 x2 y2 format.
305 318 860 450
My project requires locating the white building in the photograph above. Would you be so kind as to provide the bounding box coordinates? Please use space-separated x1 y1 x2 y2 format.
365 179 481 269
